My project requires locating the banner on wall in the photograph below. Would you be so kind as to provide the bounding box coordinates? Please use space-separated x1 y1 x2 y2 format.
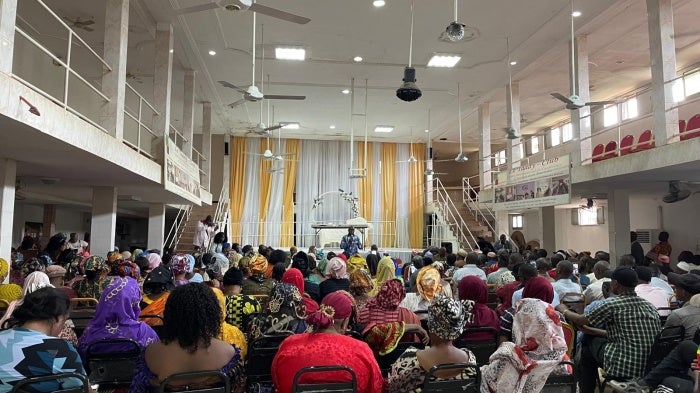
493 155 570 210
164 138 201 205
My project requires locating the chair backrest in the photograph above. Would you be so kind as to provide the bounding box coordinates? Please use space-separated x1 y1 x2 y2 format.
644 325 685 374
561 293 585 314
247 334 292 387
604 141 617 155
592 144 605 159
421 362 480 393
86 338 141 386
541 361 576 393
69 299 98 337
687 114 700 131
10 372 90 393
158 370 230 393
638 129 652 143
453 327 499 366
620 135 634 155
291 365 357 393
561 323 575 358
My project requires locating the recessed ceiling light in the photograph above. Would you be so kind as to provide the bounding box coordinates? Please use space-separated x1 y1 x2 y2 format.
427 54 462 68
424 129 430 133
571 11 582 17
275 47 306 61
341 89 350 94
373 0 386 7
330 125 336 129
169 49 174 53
353 56 363 62
374 125 394 133
208 50 217 56
281 122 300 130
509 61 517 66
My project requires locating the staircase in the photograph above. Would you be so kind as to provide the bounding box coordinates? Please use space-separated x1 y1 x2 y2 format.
444 188 494 240
174 202 218 254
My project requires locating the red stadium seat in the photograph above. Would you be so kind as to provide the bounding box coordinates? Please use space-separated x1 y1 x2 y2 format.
620 135 634 155
591 144 605 162
602 141 618 160
634 129 655 151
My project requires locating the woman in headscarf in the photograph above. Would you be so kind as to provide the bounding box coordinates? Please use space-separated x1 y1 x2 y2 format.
19 257 47 281
271 291 384 393
145 253 161 273
242 255 274 296
221 267 261 331
247 283 309 341
369 256 396 297
282 268 319 315
212 288 248 358
291 251 321 301
140 265 175 326
77 277 159 360
481 297 569 393
499 276 563 342
74 255 111 300
0 258 22 305
386 296 478 392
458 275 500 340
348 269 374 309
168 253 191 287
319 257 350 301
346 254 369 275
358 279 420 333
400 266 446 319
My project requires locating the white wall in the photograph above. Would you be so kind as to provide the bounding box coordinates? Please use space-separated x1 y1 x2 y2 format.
554 207 610 253
13 203 91 247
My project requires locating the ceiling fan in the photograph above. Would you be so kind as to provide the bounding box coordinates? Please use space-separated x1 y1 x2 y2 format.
550 0 619 111
505 37 521 140
63 17 95 32
173 0 310 25
425 168 447 177
396 127 420 164
662 181 697 203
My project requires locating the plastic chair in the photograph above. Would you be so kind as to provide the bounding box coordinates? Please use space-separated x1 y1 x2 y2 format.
421 362 480 393
10 372 90 393
158 370 230 393
635 130 655 151
246 334 292 390
681 114 700 140
86 338 141 388
602 141 618 160
591 144 605 162
644 325 685 374
620 135 634 155
291 365 357 393
561 322 575 358
70 298 98 337
542 361 576 393
453 327 499 366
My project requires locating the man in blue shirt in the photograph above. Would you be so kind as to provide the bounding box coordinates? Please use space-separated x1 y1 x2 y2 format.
340 226 362 258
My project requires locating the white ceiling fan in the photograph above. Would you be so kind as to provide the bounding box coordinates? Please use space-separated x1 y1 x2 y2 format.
174 0 310 25
246 106 295 161
505 37 521 140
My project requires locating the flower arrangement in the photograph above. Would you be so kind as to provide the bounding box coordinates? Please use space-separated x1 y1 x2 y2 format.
312 189 360 218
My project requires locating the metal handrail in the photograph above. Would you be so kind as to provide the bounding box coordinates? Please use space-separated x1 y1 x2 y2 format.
432 177 477 250
462 177 497 233
123 82 160 159
164 205 192 251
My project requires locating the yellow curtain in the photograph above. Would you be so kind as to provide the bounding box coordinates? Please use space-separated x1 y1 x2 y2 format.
381 143 397 247
229 137 247 241
357 142 373 243
409 143 426 248
280 139 300 246
258 141 273 244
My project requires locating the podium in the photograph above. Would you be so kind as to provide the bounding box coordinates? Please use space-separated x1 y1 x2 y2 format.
311 224 368 248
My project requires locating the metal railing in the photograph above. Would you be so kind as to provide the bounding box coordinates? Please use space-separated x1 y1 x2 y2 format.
462 177 497 235
123 83 160 159
164 205 192 251
431 177 477 250
193 147 208 187
169 124 188 150
12 0 111 132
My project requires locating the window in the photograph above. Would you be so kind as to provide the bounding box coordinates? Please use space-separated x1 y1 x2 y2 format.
530 136 539 154
603 105 619 127
578 209 599 225
621 97 638 120
672 78 685 103
511 214 523 230
685 71 700 97
495 150 506 166
562 123 573 142
550 127 561 147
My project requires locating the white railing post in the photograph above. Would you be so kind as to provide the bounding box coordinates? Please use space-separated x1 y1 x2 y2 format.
100 0 129 140
63 31 72 108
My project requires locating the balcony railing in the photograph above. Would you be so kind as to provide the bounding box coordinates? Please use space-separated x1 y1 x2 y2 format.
123 82 160 159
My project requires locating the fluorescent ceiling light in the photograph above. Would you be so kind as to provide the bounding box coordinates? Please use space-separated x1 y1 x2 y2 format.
509 61 517 66
330 125 336 129
373 0 386 7
208 50 217 56
275 47 306 61
571 11 582 17
424 129 430 133
341 89 350 94
281 122 300 130
374 125 394 133
427 54 462 68
169 49 174 53
353 56 363 62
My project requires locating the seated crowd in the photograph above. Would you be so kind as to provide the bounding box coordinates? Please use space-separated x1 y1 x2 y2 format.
1 231 700 393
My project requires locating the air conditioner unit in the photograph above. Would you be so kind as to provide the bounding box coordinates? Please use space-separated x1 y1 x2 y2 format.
635 229 662 246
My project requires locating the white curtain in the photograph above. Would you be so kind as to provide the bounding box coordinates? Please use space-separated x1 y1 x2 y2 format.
265 140 286 246
370 142 383 247
395 143 411 248
240 138 261 246
296 140 321 246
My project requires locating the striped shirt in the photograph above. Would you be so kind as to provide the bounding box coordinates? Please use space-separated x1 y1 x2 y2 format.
586 292 660 378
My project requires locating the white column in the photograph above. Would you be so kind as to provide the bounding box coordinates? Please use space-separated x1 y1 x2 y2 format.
541 206 556 253
182 70 196 159
147 203 165 252
202 101 212 191
90 187 117 258
608 189 631 266
646 0 680 145
153 23 174 146
571 35 592 165
0 0 17 74
0 159 16 271
100 0 129 139
478 102 492 189
506 82 522 171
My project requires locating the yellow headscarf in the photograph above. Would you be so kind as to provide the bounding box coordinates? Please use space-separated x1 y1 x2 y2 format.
249 255 268 275
0 258 8 280
370 257 396 297
213 288 248 358
416 266 443 302
346 255 369 275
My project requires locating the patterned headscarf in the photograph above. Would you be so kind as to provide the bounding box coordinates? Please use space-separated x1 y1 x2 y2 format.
250 255 269 275
0 258 8 280
114 260 141 280
20 257 46 278
107 252 123 266
416 266 443 302
428 295 471 341
349 269 374 297
267 283 305 318
169 254 191 276
306 291 355 330
370 256 396 297
81 256 108 274
365 279 405 311
248 283 308 340
326 257 347 279
346 255 369 274
0 272 54 328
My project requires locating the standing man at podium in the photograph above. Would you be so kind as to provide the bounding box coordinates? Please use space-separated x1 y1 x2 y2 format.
340 226 362 258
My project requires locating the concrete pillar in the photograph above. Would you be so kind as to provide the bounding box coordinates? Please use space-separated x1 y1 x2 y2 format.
506 82 522 171
100 0 129 139
495 210 508 240
41 204 56 247
608 189 631 266
153 23 174 144
0 159 16 269
147 203 165 252
0 0 17 74
182 70 196 159
478 102 492 189
202 101 212 191
541 206 556 253
90 187 117 258
571 35 593 165
646 0 680 145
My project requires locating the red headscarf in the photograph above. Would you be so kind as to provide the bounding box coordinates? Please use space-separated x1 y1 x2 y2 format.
523 276 555 304
306 291 354 330
458 276 500 335
282 268 318 315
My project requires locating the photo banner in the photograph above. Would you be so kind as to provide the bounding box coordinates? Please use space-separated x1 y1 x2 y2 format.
165 138 201 205
493 155 570 210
